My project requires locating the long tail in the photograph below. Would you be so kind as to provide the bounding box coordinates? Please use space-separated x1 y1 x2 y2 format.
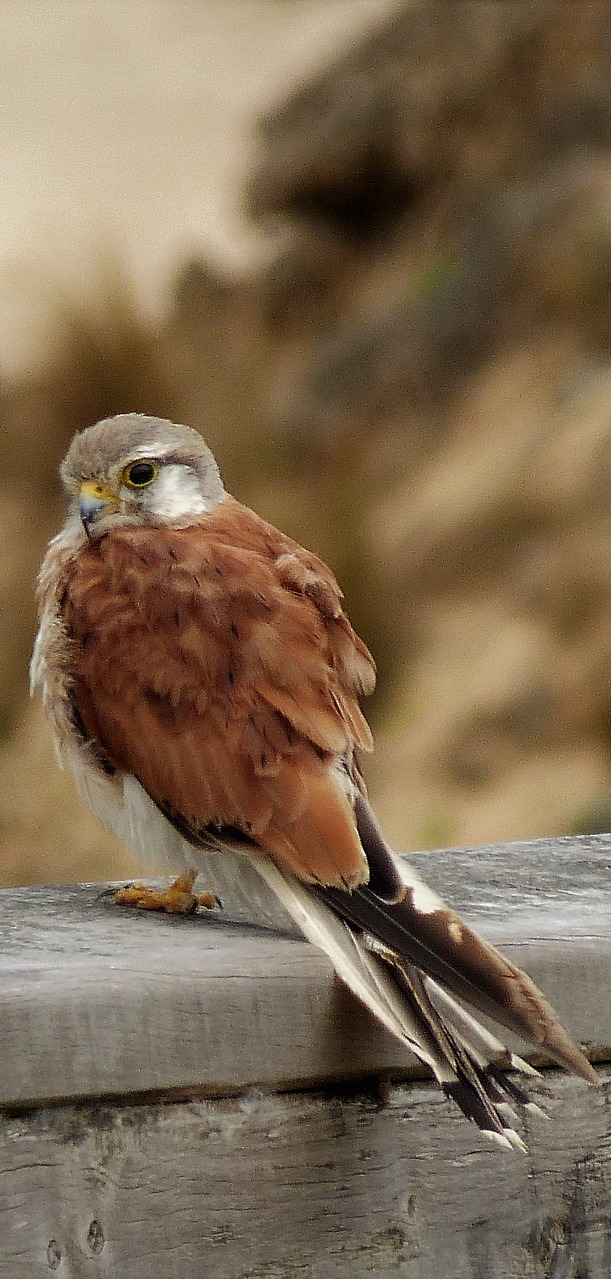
250 802 597 1149
253 856 536 1149
331 796 597 1085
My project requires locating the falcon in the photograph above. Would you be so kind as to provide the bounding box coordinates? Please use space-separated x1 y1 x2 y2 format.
31 413 597 1149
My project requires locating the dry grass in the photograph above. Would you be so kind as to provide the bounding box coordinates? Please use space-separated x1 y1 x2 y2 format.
4 293 611 885
3 2 611 884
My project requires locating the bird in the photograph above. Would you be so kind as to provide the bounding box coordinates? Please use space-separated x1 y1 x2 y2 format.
31 412 598 1150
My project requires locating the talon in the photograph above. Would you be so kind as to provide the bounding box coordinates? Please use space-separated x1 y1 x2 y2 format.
114 870 220 915
196 890 222 910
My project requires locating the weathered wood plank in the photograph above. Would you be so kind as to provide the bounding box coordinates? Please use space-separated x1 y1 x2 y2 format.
1 835 611 1277
0 835 609 1107
1 1071 610 1279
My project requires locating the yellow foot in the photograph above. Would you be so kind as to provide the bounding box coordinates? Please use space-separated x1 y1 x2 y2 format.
114 869 220 915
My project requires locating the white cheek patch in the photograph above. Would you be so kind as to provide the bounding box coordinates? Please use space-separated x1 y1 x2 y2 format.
152 464 209 521
131 463 224 525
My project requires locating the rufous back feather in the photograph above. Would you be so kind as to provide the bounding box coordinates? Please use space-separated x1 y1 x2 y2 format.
60 499 375 889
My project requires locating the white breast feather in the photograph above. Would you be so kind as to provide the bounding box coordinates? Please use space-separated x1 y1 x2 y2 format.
62 744 191 875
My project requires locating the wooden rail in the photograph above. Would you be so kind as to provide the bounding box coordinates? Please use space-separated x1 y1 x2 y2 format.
1 834 610 1278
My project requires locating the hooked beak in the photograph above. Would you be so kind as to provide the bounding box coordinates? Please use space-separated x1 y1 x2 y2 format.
79 479 118 535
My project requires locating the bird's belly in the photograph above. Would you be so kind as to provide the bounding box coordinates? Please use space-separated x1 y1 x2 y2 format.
64 744 193 874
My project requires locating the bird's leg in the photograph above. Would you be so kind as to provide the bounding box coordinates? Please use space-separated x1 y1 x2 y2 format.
114 869 220 915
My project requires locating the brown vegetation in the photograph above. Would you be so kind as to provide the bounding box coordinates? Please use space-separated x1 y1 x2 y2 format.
2 1 611 885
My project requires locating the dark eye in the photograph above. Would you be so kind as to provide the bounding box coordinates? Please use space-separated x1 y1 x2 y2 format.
123 461 158 488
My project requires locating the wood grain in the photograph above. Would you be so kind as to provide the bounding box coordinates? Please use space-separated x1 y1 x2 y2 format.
0 835 610 1107
1 835 611 1276
1 1072 610 1278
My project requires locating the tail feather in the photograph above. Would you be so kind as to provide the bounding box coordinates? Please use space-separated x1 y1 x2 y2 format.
253 853 452 1076
485 1065 548 1119
321 801 598 1086
253 853 544 1148
354 794 404 902
385 949 529 1147
423 976 541 1078
247 795 599 1149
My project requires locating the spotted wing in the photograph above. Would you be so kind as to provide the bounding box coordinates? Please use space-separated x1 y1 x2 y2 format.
60 498 375 888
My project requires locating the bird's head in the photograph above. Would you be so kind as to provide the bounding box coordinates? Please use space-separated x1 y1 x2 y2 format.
59 414 226 538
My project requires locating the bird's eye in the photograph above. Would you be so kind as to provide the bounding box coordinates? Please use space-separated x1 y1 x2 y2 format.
122 461 158 488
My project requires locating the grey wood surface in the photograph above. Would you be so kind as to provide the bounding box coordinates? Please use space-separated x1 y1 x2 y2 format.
0 834 610 1107
1 834 611 1278
1 1071 610 1279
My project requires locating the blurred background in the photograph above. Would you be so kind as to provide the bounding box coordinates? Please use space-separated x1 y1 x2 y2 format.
2 0 611 887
